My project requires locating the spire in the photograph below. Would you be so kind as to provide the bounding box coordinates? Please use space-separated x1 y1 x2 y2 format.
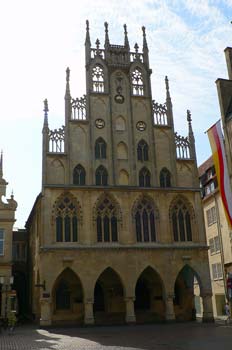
0 151 3 179
85 19 91 46
43 99 49 129
124 24 129 49
187 110 196 160
165 76 171 102
104 22 110 48
142 26 149 67
165 76 173 127
65 67 71 98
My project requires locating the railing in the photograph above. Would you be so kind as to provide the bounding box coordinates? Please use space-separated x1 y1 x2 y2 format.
49 126 65 153
71 95 86 120
175 132 190 159
153 101 168 126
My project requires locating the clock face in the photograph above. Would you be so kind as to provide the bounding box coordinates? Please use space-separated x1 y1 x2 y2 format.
136 121 146 131
95 119 105 129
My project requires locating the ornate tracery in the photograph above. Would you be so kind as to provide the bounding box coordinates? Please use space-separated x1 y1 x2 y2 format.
170 197 194 242
92 64 105 93
131 67 144 96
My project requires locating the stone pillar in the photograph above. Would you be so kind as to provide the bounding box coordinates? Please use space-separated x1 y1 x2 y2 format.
124 297 136 324
201 290 214 323
165 294 175 322
40 298 52 326
84 299 94 325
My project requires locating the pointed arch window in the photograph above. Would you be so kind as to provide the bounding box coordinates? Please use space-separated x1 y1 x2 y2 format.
131 67 144 96
96 196 119 242
171 199 193 242
54 195 79 242
73 164 86 185
160 168 171 187
137 140 148 161
95 138 107 159
92 64 104 93
96 165 108 186
134 198 157 242
139 167 151 187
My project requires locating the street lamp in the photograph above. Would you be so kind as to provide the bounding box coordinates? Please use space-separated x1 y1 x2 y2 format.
0 276 14 325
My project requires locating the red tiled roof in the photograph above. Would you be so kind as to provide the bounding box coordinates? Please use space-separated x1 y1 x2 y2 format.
198 156 213 177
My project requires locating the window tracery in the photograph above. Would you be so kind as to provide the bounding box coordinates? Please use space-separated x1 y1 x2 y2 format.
95 138 107 159
131 67 144 96
139 167 151 187
170 198 193 242
133 197 157 242
160 168 171 187
92 64 104 93
95 196 119 242
137 140 148 161
73 164 86 185
96 165 108 186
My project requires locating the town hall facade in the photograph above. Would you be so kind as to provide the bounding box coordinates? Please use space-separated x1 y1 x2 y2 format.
26 21 213 326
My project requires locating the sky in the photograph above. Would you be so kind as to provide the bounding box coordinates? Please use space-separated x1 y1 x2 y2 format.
0 0 231 228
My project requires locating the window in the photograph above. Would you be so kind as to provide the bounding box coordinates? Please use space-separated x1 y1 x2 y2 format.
212 263 223 280
134 198 157 242
92 64 104 93
95 138 107 159
0 229 4 256
139 167 151 187
54 195 79 242
96 196 119 242
206 206 217 226
209 236 220 255
160 168 171 187
171 198 193 242
137 140 148 161
73 164 86 185
131 67 144 96
205 180 217 195
96 166 108 186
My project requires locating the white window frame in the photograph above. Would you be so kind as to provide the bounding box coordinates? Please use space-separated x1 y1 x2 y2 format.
209 236 220 255
206 206 217 226
212 263 223 280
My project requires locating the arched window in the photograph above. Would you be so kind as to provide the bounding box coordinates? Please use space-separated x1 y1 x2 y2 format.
96 166 108 186
54 194 79 242
96 196 119 242
170 198 193 242
95 138 107 159
139 167 151 187
131 67 144 96
56 280 70 310
92 64 104 93
137 140 148 161
134 197 157 242
73 164 86 185
160 168 171 187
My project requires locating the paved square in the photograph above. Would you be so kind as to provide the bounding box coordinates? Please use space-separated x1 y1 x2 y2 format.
0 322 232 350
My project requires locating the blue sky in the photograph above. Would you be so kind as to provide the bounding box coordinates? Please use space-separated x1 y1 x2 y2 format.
0 0 231 228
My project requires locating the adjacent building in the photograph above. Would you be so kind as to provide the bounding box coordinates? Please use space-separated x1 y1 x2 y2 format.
26 21 213 326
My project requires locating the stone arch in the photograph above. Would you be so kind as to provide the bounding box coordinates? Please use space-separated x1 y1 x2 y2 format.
51 268 84 325
134 266 165 323
115 116 126 131
93 192 122 223
119 169 129 185
173 264 202 321
117 142 128 160
93 267 126 325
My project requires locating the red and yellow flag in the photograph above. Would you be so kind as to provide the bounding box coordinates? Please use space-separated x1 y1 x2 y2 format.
207 120 232 227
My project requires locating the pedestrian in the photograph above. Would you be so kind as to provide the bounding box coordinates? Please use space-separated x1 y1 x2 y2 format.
225 302 231 324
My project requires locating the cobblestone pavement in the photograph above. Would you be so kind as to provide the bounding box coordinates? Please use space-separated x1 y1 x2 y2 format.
1 321 232 350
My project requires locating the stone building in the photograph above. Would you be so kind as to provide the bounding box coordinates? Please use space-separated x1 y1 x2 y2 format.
26 21 213 326
0 153 17 319
198 156 232 317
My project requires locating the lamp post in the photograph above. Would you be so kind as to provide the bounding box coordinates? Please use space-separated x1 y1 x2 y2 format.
0 276 14 325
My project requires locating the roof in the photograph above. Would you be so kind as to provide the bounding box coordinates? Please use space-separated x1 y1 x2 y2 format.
198 156 214 177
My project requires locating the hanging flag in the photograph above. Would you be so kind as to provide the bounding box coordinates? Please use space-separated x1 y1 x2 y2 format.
207 120 232 227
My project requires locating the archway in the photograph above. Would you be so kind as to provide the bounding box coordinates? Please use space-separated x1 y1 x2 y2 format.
93 267 125 325
174 265 202 321
52 268 84 325
135 267 165 323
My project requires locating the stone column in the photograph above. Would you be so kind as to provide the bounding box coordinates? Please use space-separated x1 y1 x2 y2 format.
165 294 175 321
201 290 214 323
124 297 136 324
40 298 52 326
84 299 94 325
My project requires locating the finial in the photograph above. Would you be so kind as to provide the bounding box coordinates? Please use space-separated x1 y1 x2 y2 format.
66 67 70 83
187 109 192 123
104 22 110 47
165 76 171 100
11 190 14 200
0 151 3 178
134 43 139 54
85 19 91 46
124 24 129 48
96 38 100 50
142 26 148 50
65 67 71 98
43 99 49 127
